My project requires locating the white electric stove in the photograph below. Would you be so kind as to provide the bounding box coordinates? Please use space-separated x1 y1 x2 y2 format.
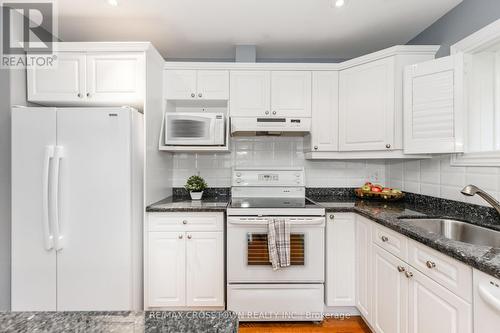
226 167 326 321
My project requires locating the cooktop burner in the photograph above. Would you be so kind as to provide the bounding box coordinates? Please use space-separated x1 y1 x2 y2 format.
230 197 318 209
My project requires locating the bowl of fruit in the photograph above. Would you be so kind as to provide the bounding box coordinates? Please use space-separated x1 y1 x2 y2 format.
355 182 404 201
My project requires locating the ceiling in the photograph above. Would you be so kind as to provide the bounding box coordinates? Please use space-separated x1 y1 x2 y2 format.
55 0 463 61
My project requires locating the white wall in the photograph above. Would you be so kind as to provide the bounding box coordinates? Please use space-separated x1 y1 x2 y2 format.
0 69 11 311
386 157 500 207
172 136 386 188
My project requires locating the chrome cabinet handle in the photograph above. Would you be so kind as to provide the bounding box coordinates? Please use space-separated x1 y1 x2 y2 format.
381 236 389 242
329 214 334 220
198 93 202 98
314 146 318 150
86 92 91 97
405 271 414 278
182 220 188 225
187 234 192 239
272 111 277 115
265 111 269 115
178 234 183 239
397 266 406 272
77 93 82 98
385 144 391 149
426 260 436 269
191 93 195 98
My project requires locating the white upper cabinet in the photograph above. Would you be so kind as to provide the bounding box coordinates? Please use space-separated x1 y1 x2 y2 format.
270 71 312 117
308 71 339 152
197 70 229 100
165 69 229 100
326 213 355 306
28 51 145 106
404 54 464 154
164 70 197 100
28 53 86 103
229 70 311 118
339 57 396 151
86 53 145 105
230 71 271 117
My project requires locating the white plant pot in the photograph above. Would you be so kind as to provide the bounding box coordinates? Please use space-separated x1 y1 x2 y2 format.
190 191 203 200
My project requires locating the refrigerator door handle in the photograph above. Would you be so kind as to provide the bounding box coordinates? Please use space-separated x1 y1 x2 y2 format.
42 146 55 250
51 146 64 251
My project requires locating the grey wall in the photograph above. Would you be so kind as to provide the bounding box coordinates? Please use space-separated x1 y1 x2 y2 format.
0 69 11 311
409 0 500 57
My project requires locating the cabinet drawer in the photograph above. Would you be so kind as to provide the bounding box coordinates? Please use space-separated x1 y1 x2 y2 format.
408 239 472 302
148 212 223 232
373 224 408 261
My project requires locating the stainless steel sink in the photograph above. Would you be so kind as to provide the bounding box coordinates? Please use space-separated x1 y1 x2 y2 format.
398 218 500 248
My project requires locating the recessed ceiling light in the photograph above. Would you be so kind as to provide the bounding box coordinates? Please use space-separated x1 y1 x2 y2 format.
108 0 118 6
335 0 345 7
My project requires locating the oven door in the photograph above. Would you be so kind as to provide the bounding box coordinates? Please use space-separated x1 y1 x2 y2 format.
165 113 216 145
227 216 325 283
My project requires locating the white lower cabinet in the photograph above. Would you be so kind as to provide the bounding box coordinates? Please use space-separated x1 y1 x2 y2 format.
355 215 373 321
145 212 224 309
408 268 472 333
360 216 473 333
326 213 355 306
372 245 408 333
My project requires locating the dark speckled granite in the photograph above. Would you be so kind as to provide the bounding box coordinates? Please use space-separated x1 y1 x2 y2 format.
172 187 230 200
0 311 238 333
308 196 500 279
146 196 229 212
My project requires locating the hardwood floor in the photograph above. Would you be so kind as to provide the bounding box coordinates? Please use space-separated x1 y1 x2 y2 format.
239 316 372 333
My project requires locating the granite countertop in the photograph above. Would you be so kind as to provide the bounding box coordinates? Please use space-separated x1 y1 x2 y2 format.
0 311 238 333
308 196 500 279
146 196 229 212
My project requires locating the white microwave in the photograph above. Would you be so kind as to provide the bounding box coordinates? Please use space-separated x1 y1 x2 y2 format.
165 112 225 146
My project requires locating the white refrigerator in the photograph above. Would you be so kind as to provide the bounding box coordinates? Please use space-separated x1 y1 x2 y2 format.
11 106 144 311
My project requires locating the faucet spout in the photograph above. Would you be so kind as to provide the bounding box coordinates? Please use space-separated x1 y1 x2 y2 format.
461 184 500 215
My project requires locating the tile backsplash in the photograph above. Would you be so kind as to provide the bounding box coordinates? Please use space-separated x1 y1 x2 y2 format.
172 137 386 188
386 155 500 207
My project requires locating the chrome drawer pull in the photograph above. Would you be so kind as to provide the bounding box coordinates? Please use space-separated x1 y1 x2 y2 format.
405 271 414 278
426 260 436 269
381 236 389 242
397 266 406 273
182 220 188 225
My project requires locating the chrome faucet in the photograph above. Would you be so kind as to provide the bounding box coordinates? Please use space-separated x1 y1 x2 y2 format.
461 185 500 215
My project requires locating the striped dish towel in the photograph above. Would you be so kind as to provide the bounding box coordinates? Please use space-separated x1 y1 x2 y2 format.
267 218 291 270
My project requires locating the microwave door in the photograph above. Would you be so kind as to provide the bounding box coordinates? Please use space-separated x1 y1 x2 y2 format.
166 115 214 145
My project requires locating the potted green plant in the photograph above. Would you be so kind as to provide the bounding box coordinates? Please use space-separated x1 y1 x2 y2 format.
185 175 207 200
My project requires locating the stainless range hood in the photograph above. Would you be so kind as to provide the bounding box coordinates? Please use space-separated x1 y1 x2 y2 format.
230 117 311 136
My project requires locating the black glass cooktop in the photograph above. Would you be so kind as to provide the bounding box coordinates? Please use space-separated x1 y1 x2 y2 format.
230 197 318 209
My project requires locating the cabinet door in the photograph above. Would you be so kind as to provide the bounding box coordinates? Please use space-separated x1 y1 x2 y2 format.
271 71 312 117
165 70 197 100
408 268 472 333
310 71 339 151
186 232 224 307
147 232 186 308
27 52 86 104
230 70 271 117
373 245 408 333
197 70 229 100
326 213 355 306
355 216 373 322
86 53 145 105
404 54 464 154
339 57 395 151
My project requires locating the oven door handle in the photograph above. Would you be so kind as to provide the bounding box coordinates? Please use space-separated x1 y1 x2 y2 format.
227 218 325 225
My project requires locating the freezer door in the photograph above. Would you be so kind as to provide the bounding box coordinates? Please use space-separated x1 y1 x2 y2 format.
56 108 134 310
11 107 57 311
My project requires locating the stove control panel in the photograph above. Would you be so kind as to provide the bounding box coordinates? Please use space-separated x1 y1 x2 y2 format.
232 168 305 187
